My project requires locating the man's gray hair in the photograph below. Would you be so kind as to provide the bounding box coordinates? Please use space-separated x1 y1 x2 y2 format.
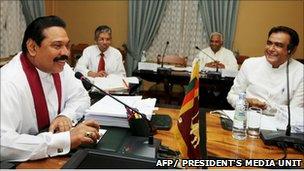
94 25 112 40
210 32 224 42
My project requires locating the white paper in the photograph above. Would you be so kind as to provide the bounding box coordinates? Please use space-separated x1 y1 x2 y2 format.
138 62 159 71
93 74 128 91
87 95 143 117
138 62 174 71
172 66 192 72
85 95 156 128
221 69 238 78
98 129 107 142
123 77 139 84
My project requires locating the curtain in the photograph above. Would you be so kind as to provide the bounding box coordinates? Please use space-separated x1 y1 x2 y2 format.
0 0 26 57
146 0 208 65
126 0 167 76
198 0 239 49
21 0 45 26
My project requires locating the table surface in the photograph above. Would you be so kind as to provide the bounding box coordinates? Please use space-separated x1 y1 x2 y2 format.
17 107 304 169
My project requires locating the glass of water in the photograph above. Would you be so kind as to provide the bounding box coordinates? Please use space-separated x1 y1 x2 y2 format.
247 107 262 138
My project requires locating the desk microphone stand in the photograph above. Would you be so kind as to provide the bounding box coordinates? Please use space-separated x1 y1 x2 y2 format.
157 41 171 75
75 72 161 159
206 64 221 79
195 46 221 79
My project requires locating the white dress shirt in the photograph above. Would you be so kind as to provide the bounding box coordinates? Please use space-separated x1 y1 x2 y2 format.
1 52 90 161
197 47 238 71
227 56 303 132
74 45 126 77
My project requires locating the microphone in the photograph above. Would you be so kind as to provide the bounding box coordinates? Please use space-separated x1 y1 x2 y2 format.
75 72 156 138
195 46 218 64
260 59 304 147
157 41 171 75
195 46 221 78
161 41 169 68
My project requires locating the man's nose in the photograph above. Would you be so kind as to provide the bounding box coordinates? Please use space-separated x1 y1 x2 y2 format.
100 40 107 44
60 46 70 56
268 44 276 51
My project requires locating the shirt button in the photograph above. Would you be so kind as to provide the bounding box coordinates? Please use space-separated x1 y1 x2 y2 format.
57 148 63 153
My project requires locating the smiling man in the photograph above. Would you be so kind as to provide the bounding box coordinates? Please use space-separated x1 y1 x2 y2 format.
227 26 303 132
1 16 100 162
197 32 238 71
75 25 126 78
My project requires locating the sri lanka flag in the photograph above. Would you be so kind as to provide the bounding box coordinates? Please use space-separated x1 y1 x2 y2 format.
175 59 201 159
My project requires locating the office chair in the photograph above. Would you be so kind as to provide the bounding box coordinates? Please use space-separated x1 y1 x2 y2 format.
69 43 89 67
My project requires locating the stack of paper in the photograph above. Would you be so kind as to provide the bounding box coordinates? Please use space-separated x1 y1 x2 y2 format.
92 74 139 93
85 95 156 128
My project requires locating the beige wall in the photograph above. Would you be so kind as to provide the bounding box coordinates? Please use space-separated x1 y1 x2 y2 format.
45 0 128 48
46 0 303 59
234 0 303 59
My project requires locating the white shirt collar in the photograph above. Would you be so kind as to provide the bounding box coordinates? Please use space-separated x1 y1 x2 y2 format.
264 56 289 70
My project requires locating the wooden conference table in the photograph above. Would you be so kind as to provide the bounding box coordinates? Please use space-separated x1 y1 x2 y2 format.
17 107 303 169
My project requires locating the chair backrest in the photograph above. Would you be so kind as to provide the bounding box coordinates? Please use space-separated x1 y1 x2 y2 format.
157 55 188 67
69 43 89 67
117 44 127 63
237 55 249 65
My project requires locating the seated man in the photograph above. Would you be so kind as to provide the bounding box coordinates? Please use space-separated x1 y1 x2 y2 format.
1 16 100 162
74 25 126 78
227 26 303 132
197 32 238 71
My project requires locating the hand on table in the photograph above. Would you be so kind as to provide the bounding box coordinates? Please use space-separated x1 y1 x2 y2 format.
246 98 267 110
88 71 108 78
70 119 101 149
49 115 73 133
205 61 225 69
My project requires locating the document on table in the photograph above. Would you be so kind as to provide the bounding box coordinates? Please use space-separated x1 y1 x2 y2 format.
98 129 107 142
93 74 128 91
85 95 157 128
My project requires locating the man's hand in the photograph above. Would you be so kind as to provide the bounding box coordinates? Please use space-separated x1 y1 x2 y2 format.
49 115 73 133
246 98 267 110
88 71 107 78
205 61 225 69
97 71 108 77
70 119 101 149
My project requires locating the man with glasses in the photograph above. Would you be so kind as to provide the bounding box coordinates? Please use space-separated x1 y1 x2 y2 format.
75 25 126 78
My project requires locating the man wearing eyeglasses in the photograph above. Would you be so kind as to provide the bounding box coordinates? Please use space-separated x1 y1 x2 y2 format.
75 25 126 78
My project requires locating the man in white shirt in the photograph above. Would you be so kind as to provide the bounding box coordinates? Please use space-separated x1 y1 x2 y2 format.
1 16 100 162
74 25 126 78
227 26 303 132
197 32 238 71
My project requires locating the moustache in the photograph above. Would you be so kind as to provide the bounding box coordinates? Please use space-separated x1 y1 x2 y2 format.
53 55 68 62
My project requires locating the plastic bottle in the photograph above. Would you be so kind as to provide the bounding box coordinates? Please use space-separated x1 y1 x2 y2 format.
141 50 146 62
232 92 247 140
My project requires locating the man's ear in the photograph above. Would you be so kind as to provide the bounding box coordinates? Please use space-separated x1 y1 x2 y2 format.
26 39 38 56
289 46 297 56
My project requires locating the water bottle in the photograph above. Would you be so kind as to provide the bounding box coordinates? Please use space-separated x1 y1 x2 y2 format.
232 92 247 140
141 50 147 62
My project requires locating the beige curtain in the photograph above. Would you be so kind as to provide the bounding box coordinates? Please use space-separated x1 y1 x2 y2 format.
0 0 26 57
146 0 208 65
